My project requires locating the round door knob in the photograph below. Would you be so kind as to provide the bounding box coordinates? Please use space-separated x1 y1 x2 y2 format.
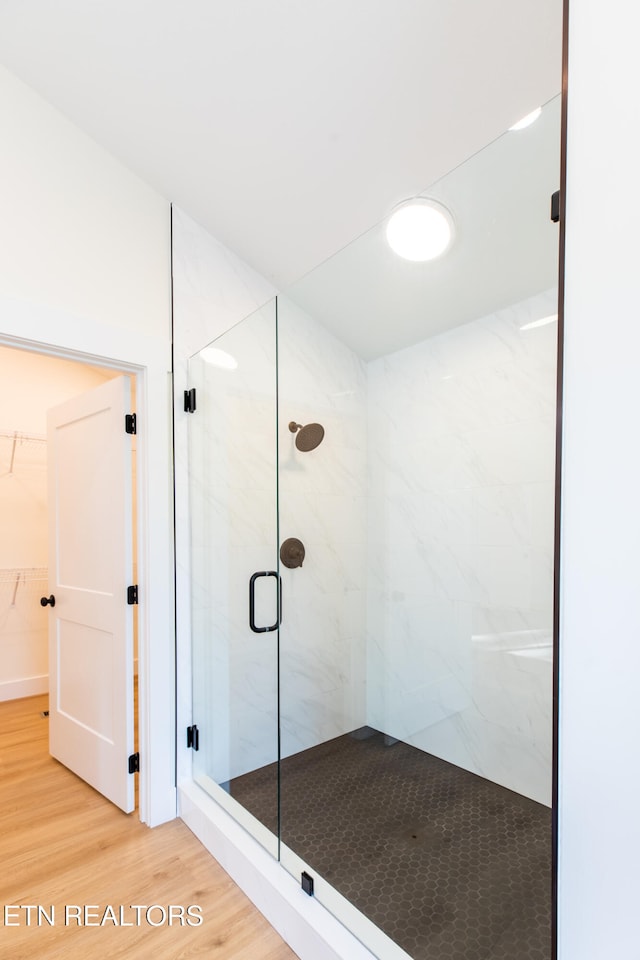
40 595 56 607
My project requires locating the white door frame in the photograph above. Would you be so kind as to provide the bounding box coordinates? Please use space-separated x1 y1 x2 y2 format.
0 310 176 827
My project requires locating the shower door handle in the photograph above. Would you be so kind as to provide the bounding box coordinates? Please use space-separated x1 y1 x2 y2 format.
249 571 282 633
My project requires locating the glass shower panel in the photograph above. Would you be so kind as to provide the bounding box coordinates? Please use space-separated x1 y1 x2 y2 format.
188 299 280 856
274 95 560 960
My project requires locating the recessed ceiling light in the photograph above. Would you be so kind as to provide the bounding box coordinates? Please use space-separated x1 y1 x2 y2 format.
520 314 557 331
509 107 542 131
200 347 238 369
386 199 454 262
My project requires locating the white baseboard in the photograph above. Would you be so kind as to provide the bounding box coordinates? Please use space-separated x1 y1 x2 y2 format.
178 781 379 960
0 674 48 702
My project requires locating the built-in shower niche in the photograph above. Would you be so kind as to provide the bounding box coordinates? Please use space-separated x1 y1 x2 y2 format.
187 94 560 960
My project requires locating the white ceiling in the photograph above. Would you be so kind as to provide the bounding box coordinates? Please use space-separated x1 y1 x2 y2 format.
0 0 562 290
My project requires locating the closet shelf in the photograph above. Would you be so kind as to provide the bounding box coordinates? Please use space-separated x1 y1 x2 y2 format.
0 567 48 584
0 429 47 476
0 429 46 444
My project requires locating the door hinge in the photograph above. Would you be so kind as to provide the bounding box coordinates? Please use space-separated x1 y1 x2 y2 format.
301 871 315 896
125 413 137 435
184 388 197 413
128 752 140 774
551 190 560 223
127 584 139 605
187 724 199 751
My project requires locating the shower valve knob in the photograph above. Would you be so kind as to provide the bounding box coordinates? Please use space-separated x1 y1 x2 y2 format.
280 538 305 569
40 594 56 607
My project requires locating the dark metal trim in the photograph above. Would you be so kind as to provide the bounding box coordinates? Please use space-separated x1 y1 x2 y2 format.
170 203 178 809
249 571 282 633
275 296 282 857
551 1 570 957
184 388 197 413
187 724 200 751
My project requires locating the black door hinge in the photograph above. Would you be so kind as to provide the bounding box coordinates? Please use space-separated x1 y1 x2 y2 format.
127 585 139 605
551 190 560 223
187 725 200 751
184 388 197 413
125 413 137 435
128 752 140 774
301 871 315 896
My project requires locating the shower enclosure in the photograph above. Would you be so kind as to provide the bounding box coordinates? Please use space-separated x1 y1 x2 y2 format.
188 95 560 960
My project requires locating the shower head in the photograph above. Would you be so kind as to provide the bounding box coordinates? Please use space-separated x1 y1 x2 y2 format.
288 421 325 452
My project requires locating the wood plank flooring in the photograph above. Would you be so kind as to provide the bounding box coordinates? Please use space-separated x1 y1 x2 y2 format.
0 695 298 960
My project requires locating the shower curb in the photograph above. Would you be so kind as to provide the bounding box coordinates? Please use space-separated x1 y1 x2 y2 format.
178 782 378 960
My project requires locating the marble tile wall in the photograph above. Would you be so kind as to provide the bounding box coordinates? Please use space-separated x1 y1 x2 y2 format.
277 297 368 759
366 289 557 805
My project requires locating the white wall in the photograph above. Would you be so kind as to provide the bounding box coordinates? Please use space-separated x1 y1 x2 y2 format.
0 66 174 827
0 67 168 340
558 2 640 957
367 290 556 805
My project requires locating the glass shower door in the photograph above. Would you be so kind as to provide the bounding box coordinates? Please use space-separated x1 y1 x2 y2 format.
188 299 280 856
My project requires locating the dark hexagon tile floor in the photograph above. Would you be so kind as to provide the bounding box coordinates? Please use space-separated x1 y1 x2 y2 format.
228 730 552 960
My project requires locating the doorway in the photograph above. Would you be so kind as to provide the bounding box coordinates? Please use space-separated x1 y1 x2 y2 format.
0 342 140 813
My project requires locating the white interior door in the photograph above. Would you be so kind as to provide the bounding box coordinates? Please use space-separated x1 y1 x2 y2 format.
46 375 135 813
